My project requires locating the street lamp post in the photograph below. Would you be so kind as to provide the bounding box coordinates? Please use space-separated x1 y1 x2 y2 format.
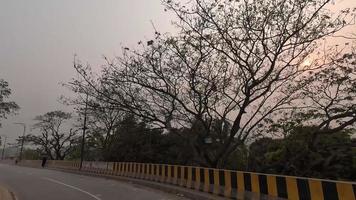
79 94 89 170
14 123 26 161
1 135 7 160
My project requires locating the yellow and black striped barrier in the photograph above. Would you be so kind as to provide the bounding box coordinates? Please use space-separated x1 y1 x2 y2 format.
19 160 356 200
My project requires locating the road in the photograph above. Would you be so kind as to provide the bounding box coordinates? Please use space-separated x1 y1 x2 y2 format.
0 164 189 200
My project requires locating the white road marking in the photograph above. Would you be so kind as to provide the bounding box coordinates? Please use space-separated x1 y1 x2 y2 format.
42 177 102 200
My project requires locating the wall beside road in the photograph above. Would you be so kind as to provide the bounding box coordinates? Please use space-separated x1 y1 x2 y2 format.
18 160 356 200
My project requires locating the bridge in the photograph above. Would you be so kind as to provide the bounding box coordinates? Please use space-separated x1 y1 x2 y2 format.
0 160 354 200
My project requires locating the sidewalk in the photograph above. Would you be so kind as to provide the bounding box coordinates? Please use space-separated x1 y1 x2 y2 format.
0 185 15 200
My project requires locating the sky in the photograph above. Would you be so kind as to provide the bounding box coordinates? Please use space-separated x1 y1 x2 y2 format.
0 0 355 144
0 0 174 143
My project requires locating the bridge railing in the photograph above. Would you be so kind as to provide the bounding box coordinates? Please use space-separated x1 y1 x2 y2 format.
18 160 356 200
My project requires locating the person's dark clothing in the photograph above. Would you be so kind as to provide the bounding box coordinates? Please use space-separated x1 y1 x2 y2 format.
41 157 47 168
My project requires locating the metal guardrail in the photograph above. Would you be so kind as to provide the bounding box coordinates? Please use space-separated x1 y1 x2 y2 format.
19 160 356 200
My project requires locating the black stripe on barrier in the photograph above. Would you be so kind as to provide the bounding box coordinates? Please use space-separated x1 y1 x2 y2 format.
184 167 188 180
243 173 252 191
153 165 156 176
296 178 311 200
231 171 237 188
177 166 182 179
258 174 268 194
165 165 168 177
170 166 173 179
192 167 196 182
230 171 237 198
276 176 288 198
159 165 162 176
200 168 205 183
353 184 356 198
209 169 214 185
322 181 338 200
143 164 146 174
219 170 225 186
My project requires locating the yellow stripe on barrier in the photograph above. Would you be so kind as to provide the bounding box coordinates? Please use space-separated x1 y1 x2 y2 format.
286 177 299 200
194 167 200 190
336 182 355 200
118 163 122 176
213 169 219 195
204 168 210 192
224 170 232 198
267 175 278 197
236 172 245 200
179 167 184 186
251 173 260 194
308 179 324 200
124 163 128 176
155 164 159 181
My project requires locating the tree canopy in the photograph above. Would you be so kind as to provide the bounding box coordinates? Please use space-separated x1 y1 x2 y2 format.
69 0 355 167
27 110 79 160
0 79 19 127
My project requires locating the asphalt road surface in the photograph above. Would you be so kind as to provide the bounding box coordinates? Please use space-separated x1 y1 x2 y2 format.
0 164 190 200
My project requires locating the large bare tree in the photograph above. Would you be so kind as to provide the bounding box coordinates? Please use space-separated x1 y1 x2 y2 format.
71 0 355 167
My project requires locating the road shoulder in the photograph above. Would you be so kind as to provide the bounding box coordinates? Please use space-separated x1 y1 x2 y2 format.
0 184 16 200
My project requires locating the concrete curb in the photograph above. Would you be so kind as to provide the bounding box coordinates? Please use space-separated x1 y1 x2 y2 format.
0 185 16 200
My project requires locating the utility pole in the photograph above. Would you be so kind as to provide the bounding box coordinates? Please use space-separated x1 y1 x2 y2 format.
80 93 89 170
14 123 26 161
1 135 7 160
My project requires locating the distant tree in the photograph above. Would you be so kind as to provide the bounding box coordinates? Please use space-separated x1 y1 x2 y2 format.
0 79 19 127
101 114 163 162
27 111 79 160
21 148 41 160
62 82 125 161
248 126 354 180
